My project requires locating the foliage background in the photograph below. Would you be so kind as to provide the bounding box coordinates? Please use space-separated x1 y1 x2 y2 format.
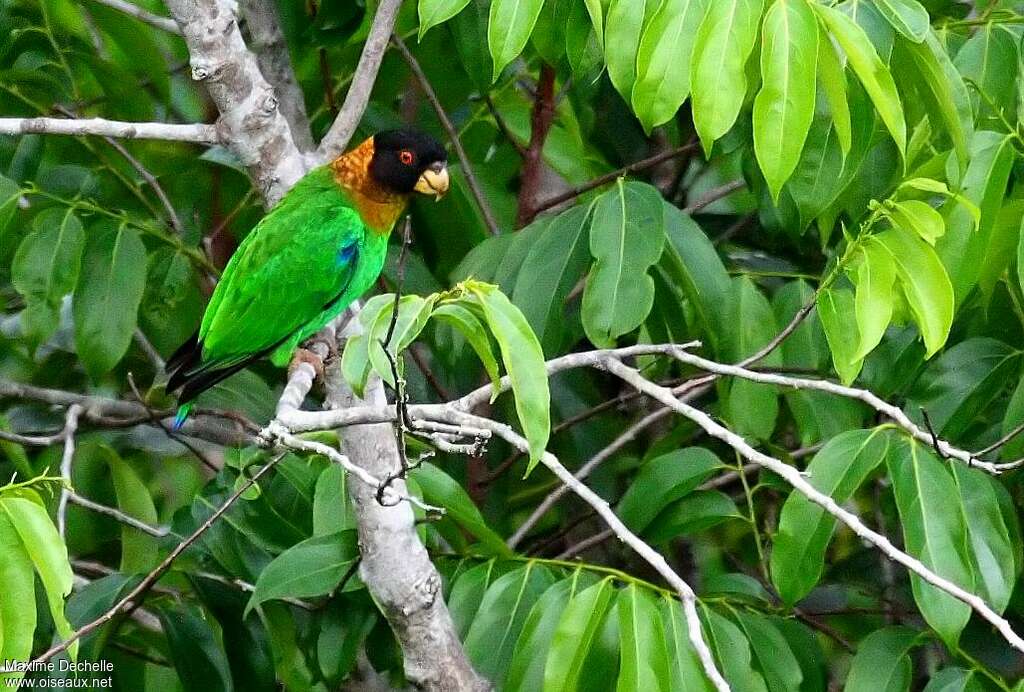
2 0 1024 690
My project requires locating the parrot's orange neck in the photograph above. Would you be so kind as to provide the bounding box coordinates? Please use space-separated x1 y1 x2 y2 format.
330 137 408 234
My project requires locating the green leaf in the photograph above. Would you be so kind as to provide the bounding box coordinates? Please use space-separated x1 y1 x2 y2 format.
616 447 722 534
723 277 780 439
771 428 889 604
939 131 1016 304
950 464 1017 613
887 200 945 245
0 495 75 656
246 531 359 615
465 564 557 685
604 0 650 103
659 597 714 692
701 607 769 692
753 0 818 200
410 463 511 556
631 0 707 133
812 3 905 154
543 578 615 692
583 0 606 47
512 203 593 355
898 31 973 169
617 585 670 692
816 25 851 154
108 454 159 573
450 560 504 638
367 294 436 387
488 0 546 81
468 283 550 472
923 668 984 692
418 0 472 39
871 227 953 358
312 464 353 536
0 513 36 684
844 626 919 692
887 438 973 647
72 222 147 379
340 294 393 397
156 603 233 692
906 337 1019 440
954 24 1017 124
690 0 765 152
872 0 929 42
818 286 863 383
432 303 502 400
506 578 575 691
582 180 665 347
852 240 896 359
644 491 743 543
733 611 802 692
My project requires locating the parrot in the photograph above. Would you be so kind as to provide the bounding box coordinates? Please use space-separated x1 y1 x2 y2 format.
165 129 449 428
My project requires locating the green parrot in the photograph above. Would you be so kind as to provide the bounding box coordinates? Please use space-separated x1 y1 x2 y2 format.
166 129 449 427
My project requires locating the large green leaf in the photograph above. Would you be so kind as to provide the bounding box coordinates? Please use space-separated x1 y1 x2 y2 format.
954 23 1017 124
366 294 436 386
852 240 896 359
418 0 472 39
581 180 665 347
604 0 651 103
0 513 36 685
733 611 802 692
644 490 743 542
818 286 863 384
512 203 593 355
468 283 550 472
690 0 765 152
938 131 1015 304
465 564 557 685
312 464 354 536
898 31 973 169
616 447 722 534
887 200 945 245
844 626 919 692
156 603 233 692
872 0 929 42
410 463 511 556
753 0 818 201
771 428 890 604
659 597 714 691
815 24 851 154
631 0 707 133
616 585 670 692
951 463 1019 615
812 3 905 154
722 277 780 439
432 303 502 399
0 495 75 655
506 578 575 691
701 607 769 692
488 0 546 80
72 222 147 379
870 227 953 358
245 531 359 614
543 578 615 691
887 438 973 647
108 454 159 573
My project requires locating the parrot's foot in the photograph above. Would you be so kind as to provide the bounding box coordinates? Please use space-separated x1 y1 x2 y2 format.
301 335 338 363
289 347 325 382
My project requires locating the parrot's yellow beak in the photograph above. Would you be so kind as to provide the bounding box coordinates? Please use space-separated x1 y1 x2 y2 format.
414 161 449 200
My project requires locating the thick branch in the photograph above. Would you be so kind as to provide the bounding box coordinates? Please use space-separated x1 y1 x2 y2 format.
0 117 217 143
163 0 307 205
516 64 556 227
317 0 403 161
238 0 315 151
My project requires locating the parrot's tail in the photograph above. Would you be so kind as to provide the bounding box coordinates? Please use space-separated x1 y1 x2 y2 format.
173 402 194 431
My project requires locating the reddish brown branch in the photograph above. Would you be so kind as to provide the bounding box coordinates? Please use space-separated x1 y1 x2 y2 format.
516 64 557 228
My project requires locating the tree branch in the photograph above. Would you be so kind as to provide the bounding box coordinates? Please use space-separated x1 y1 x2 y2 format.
0 117 217 143
602 358 1024 655
238 0 315 152
392 35 501 236
163 0 308 205
516 64 556 227
317 0 404 161
82 0 180 34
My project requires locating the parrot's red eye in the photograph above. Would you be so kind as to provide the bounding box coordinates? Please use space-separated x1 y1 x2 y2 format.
399 150 415 165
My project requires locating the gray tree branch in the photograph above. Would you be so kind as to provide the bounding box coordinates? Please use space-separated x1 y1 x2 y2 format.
0 117 217 142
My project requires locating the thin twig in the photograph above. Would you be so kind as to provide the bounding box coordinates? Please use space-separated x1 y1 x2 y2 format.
81 0 180 34
556 528 614 560
531 143 701 217
68 492 172 538
974 420 1024 456
392 35 500 236
56 405 83 538
682 179 746 214
0 117 216 142
29 452 287 667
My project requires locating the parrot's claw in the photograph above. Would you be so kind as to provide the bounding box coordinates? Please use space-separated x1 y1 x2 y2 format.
289 348 326 381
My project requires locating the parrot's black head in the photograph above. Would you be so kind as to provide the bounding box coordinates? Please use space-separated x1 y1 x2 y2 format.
370 129 449 198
